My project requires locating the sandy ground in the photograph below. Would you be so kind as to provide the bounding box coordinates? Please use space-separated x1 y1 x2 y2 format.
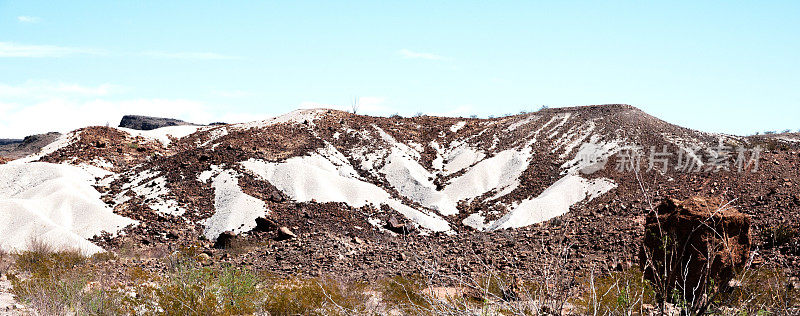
0 276 23 315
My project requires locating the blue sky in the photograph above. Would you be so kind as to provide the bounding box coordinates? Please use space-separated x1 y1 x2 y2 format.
1 1 798 138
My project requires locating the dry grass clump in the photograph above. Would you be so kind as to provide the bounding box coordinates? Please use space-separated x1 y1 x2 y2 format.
572 268 655 315
7 242 129 315
13 241 85 276
0 249 12 276
760 224 799 249
719 267 800 314
146 263 266 316
263 276 373 315
378 275 431 313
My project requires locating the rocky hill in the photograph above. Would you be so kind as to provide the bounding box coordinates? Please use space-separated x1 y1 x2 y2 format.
118 114 195 130
1 104 799 282
0 132 62 159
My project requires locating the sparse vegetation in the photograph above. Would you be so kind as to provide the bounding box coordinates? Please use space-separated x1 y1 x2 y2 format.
4 244 798 315
761 224 799 249
263 277 371 315
573 268 655 315
378 275 431 312
720 267 800 314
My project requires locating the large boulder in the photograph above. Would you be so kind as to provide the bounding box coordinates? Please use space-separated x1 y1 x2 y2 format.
118 115 193 130
640 196 751 305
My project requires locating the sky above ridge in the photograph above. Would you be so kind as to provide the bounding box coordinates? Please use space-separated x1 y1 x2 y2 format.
1 1 798 138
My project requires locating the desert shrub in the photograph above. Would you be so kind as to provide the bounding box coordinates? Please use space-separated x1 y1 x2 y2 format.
760 224 798 249
155 264 220 316
78 287 132 315
573 268 656 315
128 266 152 282
13 243 85 277
263 277 370 315
718 267 800 314
90 251 117 263
470 273 535 302
9 270 89 315
8 246 128 315
0 250 11 276
378 275 431 312
216 268 265 314
155 263 266 316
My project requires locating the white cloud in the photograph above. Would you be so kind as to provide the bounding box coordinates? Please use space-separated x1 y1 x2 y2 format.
0 81 268 138
0 42 102 58
0 98 208 138
0 81 120 99
140 51 239 60
17 16 42 23
399 49 445 60
0 42 235 61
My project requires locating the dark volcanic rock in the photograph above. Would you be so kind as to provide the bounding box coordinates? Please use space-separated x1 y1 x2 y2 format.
641 196 751 306
275 227 297 241
0 132 61 159
0 139 22 146
254 217 278 232
119 115 194 130
386 216 410 234
213 231 237 249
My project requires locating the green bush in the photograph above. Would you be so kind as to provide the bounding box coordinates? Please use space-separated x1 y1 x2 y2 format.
154 263 266 316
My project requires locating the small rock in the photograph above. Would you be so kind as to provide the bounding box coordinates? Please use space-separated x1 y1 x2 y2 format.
267 191 285 203
196 253 212 266
353 237 364 245
213 231 237 249
385 216 409 234
254 217 278 232
727 279 742 289
275 226 297 241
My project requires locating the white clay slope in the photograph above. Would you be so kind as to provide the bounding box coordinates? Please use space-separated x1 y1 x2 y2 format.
0 162 137 255
486 174 616 230
381 145 531 216
116 125 202 146
200 168 270 240
240 147 453 233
